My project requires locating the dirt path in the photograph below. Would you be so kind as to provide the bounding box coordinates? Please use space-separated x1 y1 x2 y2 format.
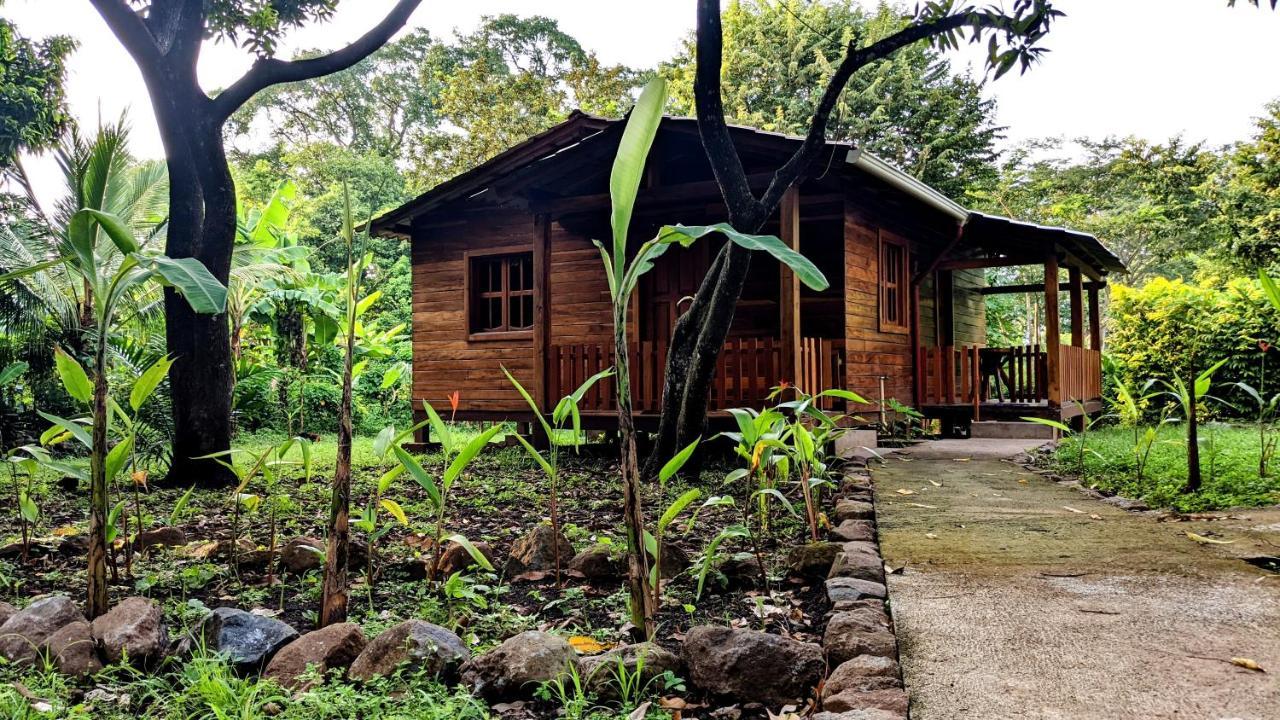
872 439 1280 720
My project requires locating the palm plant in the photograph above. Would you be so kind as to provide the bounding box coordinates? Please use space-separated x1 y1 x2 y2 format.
1161 359 1228 493
595 78 828 638
6 193 224 619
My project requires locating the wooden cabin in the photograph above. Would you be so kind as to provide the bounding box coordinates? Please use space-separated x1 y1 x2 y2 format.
371 113 1125 440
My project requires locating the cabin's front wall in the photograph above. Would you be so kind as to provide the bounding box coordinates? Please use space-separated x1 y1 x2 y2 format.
842 193 986 415
410 211 542 414
411 209 619 419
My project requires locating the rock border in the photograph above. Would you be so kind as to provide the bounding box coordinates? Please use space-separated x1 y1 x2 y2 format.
814 458 910 720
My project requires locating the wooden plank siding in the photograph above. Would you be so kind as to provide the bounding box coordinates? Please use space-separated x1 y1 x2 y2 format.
842 192 977 416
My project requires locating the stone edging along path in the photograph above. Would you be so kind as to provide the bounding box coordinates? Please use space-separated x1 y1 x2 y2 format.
808 460 910 720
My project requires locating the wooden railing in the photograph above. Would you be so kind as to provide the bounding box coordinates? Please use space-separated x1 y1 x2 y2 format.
549 337 846 413
1057 345 1102 406
800 337 847 411
919 343 1101 409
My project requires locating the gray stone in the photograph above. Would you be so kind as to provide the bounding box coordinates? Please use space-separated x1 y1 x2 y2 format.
46 620 101 677
787 542 840 578
833 499 874 522
823 655 901 699
349 620 469 682
829 550 885 583
823 609 896 665
0 595 84 664
578 642 680 699
0 601 15 627
135 526 187 552
92 596 168 665
568 544 624 579
266 622 367 690
681 626 824 706
659 541 691 579
826 577 887 603
461 631 577 701
824 687 909 715
278 537 325 574
504 526 574 575
437 540 496 576
811 709 904 720
830 520 875 543
189 607 298 673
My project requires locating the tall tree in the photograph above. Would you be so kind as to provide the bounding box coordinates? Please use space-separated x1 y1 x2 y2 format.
647 0 1062 472
408 14 640 187
0 4 76 219
1207 100 1280 269
89 0 424 485
662 0 1001 197
973 136 1222 284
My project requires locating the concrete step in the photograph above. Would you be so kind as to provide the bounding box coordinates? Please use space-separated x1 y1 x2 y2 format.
969 420 1057 440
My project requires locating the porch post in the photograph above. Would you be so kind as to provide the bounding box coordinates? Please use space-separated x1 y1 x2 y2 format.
1068 266 1084 348
1044 255 1061 405
779 186 802 385
1088 284 1103 351
533 213 551 413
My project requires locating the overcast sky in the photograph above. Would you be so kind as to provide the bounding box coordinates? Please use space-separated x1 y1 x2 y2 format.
4 0 1279 204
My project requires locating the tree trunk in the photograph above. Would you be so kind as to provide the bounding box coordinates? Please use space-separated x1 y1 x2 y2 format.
154 108 236 487
320 271 357 627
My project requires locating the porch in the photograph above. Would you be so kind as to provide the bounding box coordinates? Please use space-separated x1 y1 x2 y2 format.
548 335 848 415
915 211 1116 427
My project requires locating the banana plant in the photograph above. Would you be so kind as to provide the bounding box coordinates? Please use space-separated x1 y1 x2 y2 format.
1235 380 1279 478
1161 359 1229 493
504 365 613 586
353 422 425 600
394 403 501 583
1023 401 1107 484
646 438 703 610
772 385 865 541
13 205 226 619
595 77 829 639
722 407 787 532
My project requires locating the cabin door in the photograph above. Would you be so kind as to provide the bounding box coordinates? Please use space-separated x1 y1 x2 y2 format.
639 242 712 342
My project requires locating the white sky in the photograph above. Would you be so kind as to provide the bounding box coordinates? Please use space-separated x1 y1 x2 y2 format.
4 0 1280 205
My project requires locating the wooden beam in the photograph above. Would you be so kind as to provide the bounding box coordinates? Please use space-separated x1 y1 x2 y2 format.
1057 245 1104 282
1068 266 1084 348
934 254 1044 272
533 214 551 412
913 223 965 285
779 187 802 384
1088 285 1103 352
532 173 776 216
1044 255 1061 405
979 280 1106 295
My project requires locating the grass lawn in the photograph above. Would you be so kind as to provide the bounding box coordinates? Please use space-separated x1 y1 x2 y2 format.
1051 423 1280 511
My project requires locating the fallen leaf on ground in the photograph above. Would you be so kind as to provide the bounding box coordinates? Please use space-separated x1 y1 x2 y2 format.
1186 532 1236 545
567 636 611 654
1063 506 1085 514
895 488 916 495
1089 514 1103 520
1231 657 1265 672
929 479 943 487
907 503 938 509
51 525 79 537
954 458 971 462
925 532 938 539
1017 478 1029 484
629 701 652 719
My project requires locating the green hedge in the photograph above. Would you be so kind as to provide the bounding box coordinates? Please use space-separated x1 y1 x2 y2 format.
1106 276 1280 417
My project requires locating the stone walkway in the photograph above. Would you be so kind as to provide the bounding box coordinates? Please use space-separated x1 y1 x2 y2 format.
872 439 1280 720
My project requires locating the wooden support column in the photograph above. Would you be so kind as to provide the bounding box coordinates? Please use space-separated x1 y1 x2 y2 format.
533 214 551 413
1068 266 1084 348
1088 285 1103 351
1044 255 1061 405
910 280 922 408
779 186 802 384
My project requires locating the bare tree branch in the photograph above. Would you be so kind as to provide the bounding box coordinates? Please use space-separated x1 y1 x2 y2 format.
211 0 424 122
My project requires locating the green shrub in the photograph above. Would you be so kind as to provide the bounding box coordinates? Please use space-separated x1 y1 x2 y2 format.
1107 276 1280 419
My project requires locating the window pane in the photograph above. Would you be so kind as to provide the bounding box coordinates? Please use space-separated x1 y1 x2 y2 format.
509 294 533 330
486 297 502 330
